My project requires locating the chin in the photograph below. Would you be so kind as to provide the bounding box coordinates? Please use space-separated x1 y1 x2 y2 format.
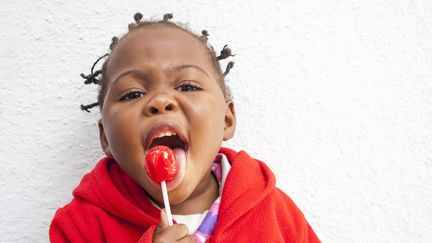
167 180 197 205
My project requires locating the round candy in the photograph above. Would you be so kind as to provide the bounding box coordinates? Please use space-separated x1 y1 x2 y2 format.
145 145 178 182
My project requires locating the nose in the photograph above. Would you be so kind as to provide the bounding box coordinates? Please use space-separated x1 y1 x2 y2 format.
145 92 177 116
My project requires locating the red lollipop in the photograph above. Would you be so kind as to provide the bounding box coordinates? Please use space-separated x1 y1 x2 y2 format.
145 145 178 182
144 145 178 226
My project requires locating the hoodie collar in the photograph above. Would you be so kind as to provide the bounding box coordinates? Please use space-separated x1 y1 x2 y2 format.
73 157 160 227
215 147 276 233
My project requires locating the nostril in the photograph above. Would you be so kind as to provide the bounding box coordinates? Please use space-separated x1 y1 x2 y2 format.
150 107 158 114
165 104 173 111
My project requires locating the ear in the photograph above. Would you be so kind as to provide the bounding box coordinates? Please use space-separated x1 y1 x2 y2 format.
223 99 236 141
98 119 112 156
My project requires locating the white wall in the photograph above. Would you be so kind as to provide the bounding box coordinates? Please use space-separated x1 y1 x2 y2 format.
1 0 431 242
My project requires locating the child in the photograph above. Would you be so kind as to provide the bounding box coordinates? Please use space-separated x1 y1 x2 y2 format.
50 13 320 242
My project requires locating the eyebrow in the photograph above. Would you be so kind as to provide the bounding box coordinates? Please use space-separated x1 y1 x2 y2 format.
111 64 211 85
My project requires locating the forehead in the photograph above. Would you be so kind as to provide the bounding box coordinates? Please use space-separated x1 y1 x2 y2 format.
105 25 216 82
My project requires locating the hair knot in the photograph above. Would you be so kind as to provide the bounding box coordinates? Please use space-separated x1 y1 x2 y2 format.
163 13 173 21
217 45 235 60
110 36 119 50
80 102 99 113
223 61 235 76
134 12 143 23
200 30 209 42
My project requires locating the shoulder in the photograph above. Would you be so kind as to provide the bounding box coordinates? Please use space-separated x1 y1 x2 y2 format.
261 188 321 242
248 188 320 242
51 197 108 222
49 198 105 242
266 188 308 224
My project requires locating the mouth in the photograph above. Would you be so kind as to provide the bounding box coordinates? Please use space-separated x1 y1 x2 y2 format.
144 122 188 191
145 122 188 152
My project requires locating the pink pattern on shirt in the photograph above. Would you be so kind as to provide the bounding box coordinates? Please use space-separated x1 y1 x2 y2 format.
191 154 224 242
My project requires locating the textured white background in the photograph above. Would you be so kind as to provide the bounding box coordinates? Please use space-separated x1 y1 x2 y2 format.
1 0 431 242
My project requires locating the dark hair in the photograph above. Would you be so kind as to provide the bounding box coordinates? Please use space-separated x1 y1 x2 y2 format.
80 13 235 112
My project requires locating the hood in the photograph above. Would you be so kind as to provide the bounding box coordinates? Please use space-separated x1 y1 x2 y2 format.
215 147 276 233
72 147 275 229
72 157 160 228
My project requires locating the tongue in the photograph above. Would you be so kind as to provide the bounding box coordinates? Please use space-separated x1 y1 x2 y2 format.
172 148 186 172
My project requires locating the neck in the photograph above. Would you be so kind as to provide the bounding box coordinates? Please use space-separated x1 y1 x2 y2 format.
170 171 219 215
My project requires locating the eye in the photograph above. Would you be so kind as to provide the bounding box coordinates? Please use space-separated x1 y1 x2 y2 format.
176 81 202 92
120 90 146 101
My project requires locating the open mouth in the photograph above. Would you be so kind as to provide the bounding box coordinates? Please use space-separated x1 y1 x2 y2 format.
145 123 188 152
144 122 188 191
148 132 187 151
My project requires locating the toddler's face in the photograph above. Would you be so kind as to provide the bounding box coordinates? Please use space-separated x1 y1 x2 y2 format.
98 26 236 205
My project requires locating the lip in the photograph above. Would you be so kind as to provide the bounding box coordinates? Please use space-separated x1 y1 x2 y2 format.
144 121 189 152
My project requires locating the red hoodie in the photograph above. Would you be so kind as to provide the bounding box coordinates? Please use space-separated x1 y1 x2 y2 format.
50 148 320 242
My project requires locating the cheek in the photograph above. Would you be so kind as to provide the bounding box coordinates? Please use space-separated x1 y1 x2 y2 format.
106 116 131 144
188 98 226 146
103 109 143 160
103 112 151 189
105 105 140 135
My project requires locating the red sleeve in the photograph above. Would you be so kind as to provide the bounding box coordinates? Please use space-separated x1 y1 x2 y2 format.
50 206 158 243
276 189 321 243
137 225 157 243
49 208 86 243
305 223 320 243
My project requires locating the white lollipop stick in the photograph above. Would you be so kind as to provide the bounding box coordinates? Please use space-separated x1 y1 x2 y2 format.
161 180 173 226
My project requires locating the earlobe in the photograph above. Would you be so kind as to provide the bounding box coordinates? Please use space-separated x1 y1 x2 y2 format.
98 119 112 156
223 100 236 141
